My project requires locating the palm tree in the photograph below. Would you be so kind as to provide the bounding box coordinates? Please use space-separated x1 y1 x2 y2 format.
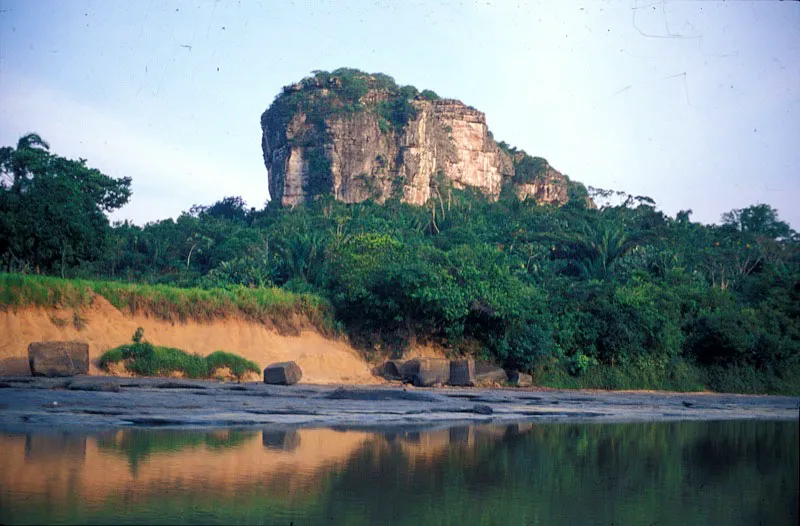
553 220 645 280
0 133 51 191
16 132 50 152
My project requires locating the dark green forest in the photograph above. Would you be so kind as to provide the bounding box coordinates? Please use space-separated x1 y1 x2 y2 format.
2 131 799 394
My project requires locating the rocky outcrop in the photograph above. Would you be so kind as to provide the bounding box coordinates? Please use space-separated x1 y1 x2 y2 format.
448 359 476 387
513 161 569 204
475 363 508 385
261 70 578 207
28 341 89 377
263 361 302 385
395 358 450 387
381 360 404 381
507 371 533 388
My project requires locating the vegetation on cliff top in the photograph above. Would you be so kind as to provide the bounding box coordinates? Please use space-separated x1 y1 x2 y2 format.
0 273 334 334
3 121 799 394
261 67 439 132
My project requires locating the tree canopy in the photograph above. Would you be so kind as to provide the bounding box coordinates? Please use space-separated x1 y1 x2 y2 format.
0 133 131 275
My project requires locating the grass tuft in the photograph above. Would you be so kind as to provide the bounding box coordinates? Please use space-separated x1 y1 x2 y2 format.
99 343 260 381
205 351 260 380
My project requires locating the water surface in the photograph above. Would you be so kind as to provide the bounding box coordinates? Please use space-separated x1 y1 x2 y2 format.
1 420 796 525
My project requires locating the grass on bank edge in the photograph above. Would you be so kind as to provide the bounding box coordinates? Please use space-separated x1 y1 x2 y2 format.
0 272 335 334
99 342 261 381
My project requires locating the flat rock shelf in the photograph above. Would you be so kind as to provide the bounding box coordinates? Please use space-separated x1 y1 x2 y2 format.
0 376 797 431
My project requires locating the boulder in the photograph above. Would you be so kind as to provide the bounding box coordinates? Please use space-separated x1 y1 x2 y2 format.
28 341 89 377
381 360 404 380
399 359 421 383
475 363 508 384
407 358 450 387
473 404 494 415
413 369 441 387
508 371 533 388
263 361 302 385
448 359 476 386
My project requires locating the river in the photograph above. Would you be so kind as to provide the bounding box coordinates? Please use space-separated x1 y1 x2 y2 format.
0 420 796 525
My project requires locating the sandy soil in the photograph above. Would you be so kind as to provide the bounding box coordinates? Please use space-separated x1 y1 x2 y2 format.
0 297 379 385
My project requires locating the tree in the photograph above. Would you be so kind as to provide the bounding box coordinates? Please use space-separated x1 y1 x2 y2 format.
722 204 794 240
0 134 131 275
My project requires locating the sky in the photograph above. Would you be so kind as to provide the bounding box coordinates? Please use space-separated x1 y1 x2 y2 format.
1 0 798 229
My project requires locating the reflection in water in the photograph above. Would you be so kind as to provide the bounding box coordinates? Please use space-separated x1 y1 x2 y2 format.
0 421 797 525
262 429 301 451
25 433 87 463
97 428 254 473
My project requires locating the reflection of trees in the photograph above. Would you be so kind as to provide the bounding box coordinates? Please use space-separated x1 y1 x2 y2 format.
97 429 255 474
3 422 797 525
323 421 798 526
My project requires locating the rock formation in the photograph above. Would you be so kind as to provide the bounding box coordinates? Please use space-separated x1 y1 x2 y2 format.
28 341 89 377
448 359 476 387
263 361 302 385
261 69 584 207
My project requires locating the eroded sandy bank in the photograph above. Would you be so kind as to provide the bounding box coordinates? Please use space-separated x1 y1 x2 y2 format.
0 298 379 385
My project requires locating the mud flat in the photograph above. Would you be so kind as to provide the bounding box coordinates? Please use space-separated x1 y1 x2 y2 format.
0 376 797 432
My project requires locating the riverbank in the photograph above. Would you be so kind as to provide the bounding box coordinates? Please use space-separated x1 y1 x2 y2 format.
0 376 797 432
0 297 379 384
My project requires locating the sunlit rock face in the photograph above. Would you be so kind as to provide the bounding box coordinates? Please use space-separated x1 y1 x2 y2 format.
512 161 569 205
261 71 572 207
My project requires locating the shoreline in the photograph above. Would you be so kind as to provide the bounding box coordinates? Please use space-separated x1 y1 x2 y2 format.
1 376 797 431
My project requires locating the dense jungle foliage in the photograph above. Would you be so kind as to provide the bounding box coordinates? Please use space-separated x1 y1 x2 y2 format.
2 131 799 394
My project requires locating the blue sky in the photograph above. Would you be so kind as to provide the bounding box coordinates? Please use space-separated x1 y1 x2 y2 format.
1 0 798 229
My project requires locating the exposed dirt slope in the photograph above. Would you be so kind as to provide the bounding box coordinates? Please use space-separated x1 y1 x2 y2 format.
0 296 379 384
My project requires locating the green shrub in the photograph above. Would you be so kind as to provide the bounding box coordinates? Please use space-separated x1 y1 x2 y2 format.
99 330 260 380
206 350 260 380
512 155 549 184
377 97 418 130
98 347 124 369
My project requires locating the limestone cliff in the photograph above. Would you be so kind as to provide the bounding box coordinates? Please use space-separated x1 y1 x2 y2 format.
261 69 581 207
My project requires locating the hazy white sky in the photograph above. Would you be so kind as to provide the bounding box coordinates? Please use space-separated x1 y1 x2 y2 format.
1 0 798 228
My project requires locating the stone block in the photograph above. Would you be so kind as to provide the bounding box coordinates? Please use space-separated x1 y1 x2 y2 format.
475 363 508 384
263 361 303 385
381 360 404 380
448 359 476 386
508 371 533 388
28 341 89 377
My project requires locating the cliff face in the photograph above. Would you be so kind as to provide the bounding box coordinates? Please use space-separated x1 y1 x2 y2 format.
261 70 575 207
511 154 570 204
